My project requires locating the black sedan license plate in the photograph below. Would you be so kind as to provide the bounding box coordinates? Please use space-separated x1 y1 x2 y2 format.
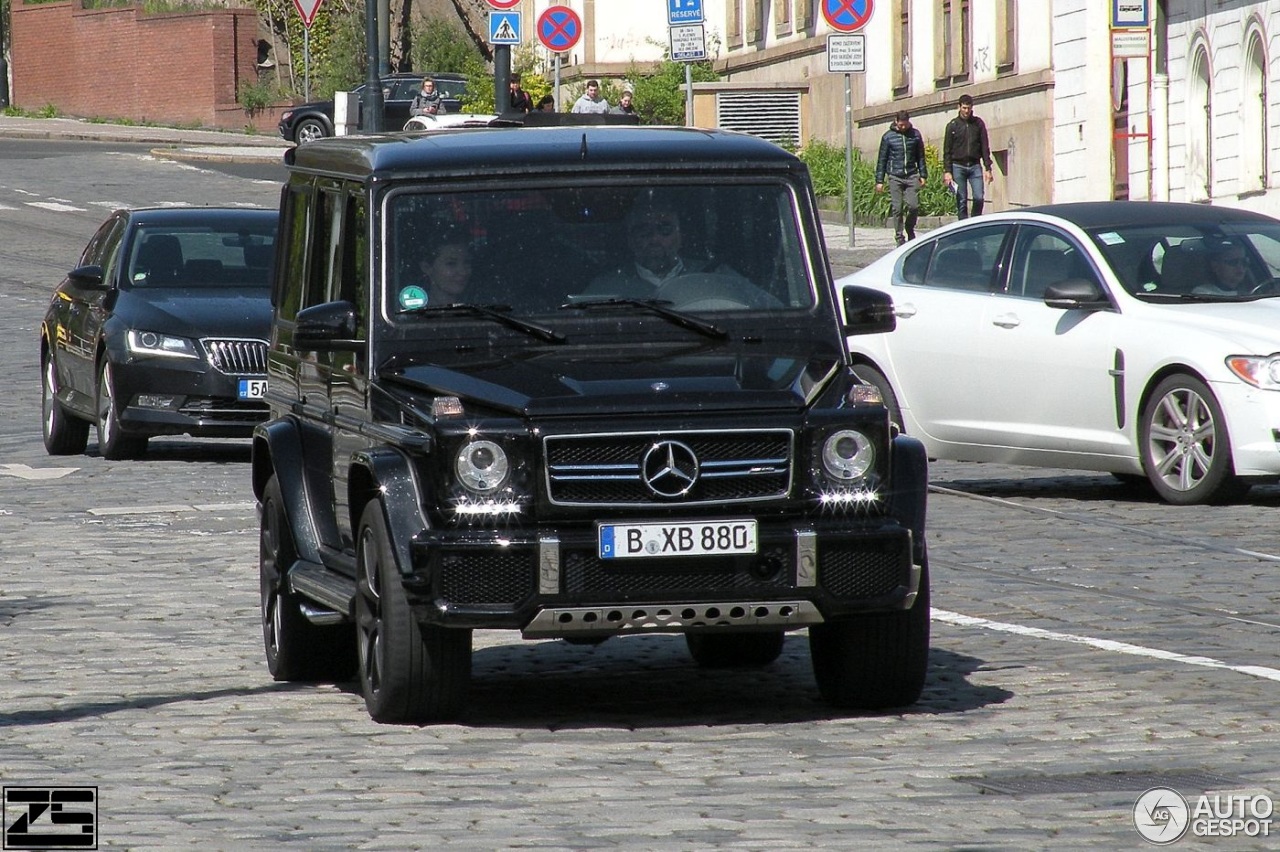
598 520 758 559
238 378 267 400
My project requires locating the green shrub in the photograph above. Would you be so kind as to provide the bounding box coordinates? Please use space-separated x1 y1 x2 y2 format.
799 138 953 220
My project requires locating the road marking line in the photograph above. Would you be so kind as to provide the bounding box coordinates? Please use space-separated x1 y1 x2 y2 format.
0 464 79 480
26 201 85 212
86 501 255 516
933 608 1280 683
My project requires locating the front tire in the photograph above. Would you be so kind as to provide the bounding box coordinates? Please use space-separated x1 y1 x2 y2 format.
809 557 930 710
1140 374 1249 505
685 631 785 668
42 354 89 455
294 118 328 144
260 475 356 682
356 501 471 724
95 361 147 460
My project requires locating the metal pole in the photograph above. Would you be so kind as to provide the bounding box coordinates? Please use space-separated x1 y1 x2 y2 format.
495 45 511 114
362 0 383 132
684 63 693 126
0 0 9 109
844 73 855 248
303 27 310 103
554 55 561 112
378 0 390 76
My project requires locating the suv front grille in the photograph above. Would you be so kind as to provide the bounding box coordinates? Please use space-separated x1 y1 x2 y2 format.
545 430 792 507
203 338 267 375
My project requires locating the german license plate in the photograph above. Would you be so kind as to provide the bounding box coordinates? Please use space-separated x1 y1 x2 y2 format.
238 379 267 400
599 520 758 559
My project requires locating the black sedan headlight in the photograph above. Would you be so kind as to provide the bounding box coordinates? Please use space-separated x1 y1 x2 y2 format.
126 330 200 360
443 432 533 520
809 427 882 508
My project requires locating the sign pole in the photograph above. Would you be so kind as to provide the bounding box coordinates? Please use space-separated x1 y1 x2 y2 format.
554 54 561 111
303 27 310 102
684 64 693 126
844 73 855 247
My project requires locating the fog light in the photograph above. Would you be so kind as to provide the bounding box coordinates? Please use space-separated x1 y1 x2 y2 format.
135 394 178 410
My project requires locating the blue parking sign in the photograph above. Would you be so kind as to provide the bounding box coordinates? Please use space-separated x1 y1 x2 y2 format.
668 0 703 25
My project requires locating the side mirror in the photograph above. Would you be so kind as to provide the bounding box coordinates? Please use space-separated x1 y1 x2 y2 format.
67 264 107 290
295 300 363 351
1043 278 1111 311
842 285 896 335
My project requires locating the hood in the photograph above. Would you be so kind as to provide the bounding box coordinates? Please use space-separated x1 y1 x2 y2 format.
117 287 271 340
381 344 842 417
1136 298 1280 353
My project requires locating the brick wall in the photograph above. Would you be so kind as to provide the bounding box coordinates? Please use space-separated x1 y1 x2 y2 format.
10 1 286 134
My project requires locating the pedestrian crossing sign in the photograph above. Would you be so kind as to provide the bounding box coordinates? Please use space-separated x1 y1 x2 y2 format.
489 11 521 45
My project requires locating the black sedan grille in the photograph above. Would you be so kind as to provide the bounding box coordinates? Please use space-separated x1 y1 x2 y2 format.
202 338 267 376
545 430 792 507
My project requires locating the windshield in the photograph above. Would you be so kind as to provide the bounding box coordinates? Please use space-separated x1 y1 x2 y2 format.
127 224 276 288
382 183 817 321
1087 221 1280 300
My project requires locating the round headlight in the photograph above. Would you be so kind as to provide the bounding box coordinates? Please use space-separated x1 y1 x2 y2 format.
455 440 510 493
822 430 874 480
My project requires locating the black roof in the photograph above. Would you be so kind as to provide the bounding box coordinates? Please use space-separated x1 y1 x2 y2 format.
284 125 805 183
1021 200 1280 229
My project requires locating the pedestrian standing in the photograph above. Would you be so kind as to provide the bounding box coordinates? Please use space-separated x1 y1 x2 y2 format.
874 110 928 246
571 80 610 114
508 72 533 114
942 94 994 219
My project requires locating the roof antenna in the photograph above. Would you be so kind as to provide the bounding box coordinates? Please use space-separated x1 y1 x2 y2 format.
580 133 588 159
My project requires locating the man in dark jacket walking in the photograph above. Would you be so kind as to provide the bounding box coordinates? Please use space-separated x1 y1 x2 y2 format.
942 94 993 219
875 110 928 246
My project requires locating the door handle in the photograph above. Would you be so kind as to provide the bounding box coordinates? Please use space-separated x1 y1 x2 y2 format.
991 313 1021 329
894 304 917 318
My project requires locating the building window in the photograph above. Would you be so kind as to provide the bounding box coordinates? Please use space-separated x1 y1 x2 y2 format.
1243 32 1267 193
892 1 910 94
747 0 763 45
1188 45 1212 201
995 0 1015 73
934 0 971 87
728 1 743 49
798 0 815 31
775 0 793 38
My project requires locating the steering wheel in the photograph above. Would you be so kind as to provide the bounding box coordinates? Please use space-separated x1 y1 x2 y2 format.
1245 277 1280 296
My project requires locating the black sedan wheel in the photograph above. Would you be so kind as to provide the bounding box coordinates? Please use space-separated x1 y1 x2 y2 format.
95 361 147 460
294 118 328 144
1140 374 1249 505
260 475 356 682
809 557 930 710
356 501 471 724
42 355 89 455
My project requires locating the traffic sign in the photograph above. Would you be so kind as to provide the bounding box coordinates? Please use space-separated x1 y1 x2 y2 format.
827 34 865 73
485 0 521 10
292 0 323 29
668 0 703 25
669 24 707 63
537 5 583 53
489 11 521 45
821 0 873 34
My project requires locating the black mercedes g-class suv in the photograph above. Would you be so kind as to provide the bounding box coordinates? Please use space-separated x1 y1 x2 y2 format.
252 124 929 724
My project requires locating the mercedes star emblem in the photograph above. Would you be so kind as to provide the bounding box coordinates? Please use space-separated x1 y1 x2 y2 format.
641 440 700 498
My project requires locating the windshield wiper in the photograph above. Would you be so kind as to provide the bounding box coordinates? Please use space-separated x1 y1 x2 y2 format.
560 298 728 340
399 303 566 344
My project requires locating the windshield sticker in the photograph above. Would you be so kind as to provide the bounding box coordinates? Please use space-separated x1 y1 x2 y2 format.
398 285 428 310
1097 231 1125 245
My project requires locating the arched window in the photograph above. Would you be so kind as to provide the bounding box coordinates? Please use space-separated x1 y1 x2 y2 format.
1187 44 1212 201
1242 30 1267 193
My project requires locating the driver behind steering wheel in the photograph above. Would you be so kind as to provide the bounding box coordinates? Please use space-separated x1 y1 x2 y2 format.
584 197 755 302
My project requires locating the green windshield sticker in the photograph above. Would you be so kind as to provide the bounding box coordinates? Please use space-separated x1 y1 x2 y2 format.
398 285 428 309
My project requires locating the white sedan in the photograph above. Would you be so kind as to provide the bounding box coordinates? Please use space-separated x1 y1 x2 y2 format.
839 201 1280 504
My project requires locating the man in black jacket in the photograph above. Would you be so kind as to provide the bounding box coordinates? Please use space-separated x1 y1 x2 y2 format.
875 110 928 246
942 94 993 219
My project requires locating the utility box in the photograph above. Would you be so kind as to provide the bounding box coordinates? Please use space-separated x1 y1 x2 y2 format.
333 92 359 136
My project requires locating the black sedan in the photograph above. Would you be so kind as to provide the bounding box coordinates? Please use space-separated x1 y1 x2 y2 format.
277 72 468 143
39 207 279 459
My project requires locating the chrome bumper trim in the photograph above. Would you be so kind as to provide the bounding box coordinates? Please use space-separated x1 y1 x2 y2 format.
522 600 823 639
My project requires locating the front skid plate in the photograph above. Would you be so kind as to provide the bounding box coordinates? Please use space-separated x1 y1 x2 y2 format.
522 600 823 639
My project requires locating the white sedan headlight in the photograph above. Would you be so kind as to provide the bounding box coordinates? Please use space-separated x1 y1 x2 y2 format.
126 330 199 359
1226 355 1280 390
